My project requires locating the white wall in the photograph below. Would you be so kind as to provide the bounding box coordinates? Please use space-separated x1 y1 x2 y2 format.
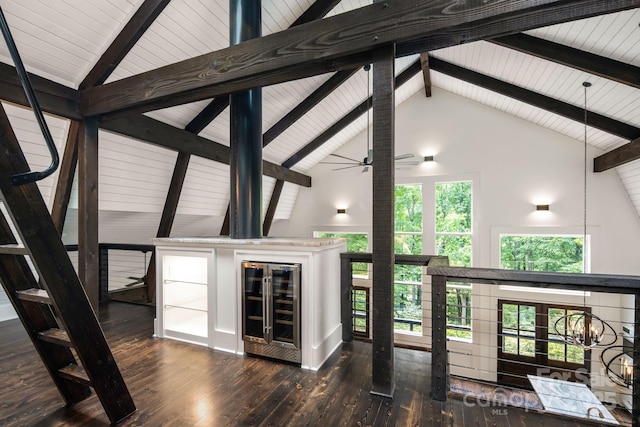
272 87 640 276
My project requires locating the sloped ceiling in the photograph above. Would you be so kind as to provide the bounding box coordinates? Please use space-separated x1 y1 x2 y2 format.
0 0 639 239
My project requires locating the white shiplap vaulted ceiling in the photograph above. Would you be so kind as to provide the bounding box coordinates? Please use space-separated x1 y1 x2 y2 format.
0 1 639 243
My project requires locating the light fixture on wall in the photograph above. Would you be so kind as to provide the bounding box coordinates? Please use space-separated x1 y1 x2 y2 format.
535 204 550 211
337 208 346 214
423 155 434 162
553 82 616 350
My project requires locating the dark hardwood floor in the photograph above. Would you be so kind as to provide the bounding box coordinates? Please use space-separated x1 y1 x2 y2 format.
0 301 623 426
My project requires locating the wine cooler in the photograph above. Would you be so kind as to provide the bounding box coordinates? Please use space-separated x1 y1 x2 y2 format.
241 261 301 363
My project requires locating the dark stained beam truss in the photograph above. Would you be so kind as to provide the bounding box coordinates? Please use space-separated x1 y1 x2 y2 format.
594 137 640 172
220 206 230 236
282 59 421 168
101 114 311 187
263 179 284 236
80 0 172 89
81 0 640 117
428 56 640 142
419 52 432 97
290 0 342 27
491 33 640 90
184 95 230 134
51 121 79 234
77 117 100 312
0 62 81 120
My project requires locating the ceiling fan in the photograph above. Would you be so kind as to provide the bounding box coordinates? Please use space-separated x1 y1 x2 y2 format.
321 64 419 173
322 151 419 172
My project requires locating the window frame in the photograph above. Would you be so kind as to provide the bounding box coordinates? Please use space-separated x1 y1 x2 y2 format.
494 229 596 296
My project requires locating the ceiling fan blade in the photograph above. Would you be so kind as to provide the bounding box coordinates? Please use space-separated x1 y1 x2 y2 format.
329 153 362 163
395 153 415 161
320 161 359 165
332 165 362 171
396 161 420 166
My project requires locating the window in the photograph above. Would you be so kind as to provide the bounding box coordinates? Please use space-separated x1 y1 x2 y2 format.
499 234 588 295
394 184 423 333
435 181 473 340
500 235 585 273
313 232 369 277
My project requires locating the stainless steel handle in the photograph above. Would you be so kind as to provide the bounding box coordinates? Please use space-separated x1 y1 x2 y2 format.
266 277 272 336
262 276 268 335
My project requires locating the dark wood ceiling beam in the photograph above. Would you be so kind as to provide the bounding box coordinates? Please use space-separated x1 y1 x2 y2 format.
81 0 640 117
101 114 311 187
262 179 284 236
263 68 358 147
80 0 172 89
290 0 342 27
395 1 640 58
428 56 640 141
184 95 230 134
51 121 80 234
0 63 81 120
594 137 640 172
77 117 100 311
419 52 432 97
282 59 421 168
491 33 640 89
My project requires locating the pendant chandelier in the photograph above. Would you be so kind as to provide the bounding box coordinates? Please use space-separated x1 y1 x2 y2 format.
552 82 616 350
600 345 633 388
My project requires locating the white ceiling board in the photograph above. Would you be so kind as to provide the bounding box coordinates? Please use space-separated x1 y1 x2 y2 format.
177 155 230 217
527 9 640 66
0 0 143 87
274 182 300 221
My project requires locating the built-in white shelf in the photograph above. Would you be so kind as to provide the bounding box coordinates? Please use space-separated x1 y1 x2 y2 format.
153 236 347 370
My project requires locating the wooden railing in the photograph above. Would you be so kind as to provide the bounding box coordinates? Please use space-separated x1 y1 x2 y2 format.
428 266 640 427
66 243 154 302
339 252 449 343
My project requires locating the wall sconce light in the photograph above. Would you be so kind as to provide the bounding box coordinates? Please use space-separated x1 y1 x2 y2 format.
337 208 346 214
536 204 550 211
423 155 434 162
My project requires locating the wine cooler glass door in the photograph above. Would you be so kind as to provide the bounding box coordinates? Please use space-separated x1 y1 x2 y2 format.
271 265 299 349
242 262 268 344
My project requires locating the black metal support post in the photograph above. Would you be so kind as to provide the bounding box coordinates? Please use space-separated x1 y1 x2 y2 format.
229 0 262 239
341 255 353 342
431 274 448 401
633 292 640 427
